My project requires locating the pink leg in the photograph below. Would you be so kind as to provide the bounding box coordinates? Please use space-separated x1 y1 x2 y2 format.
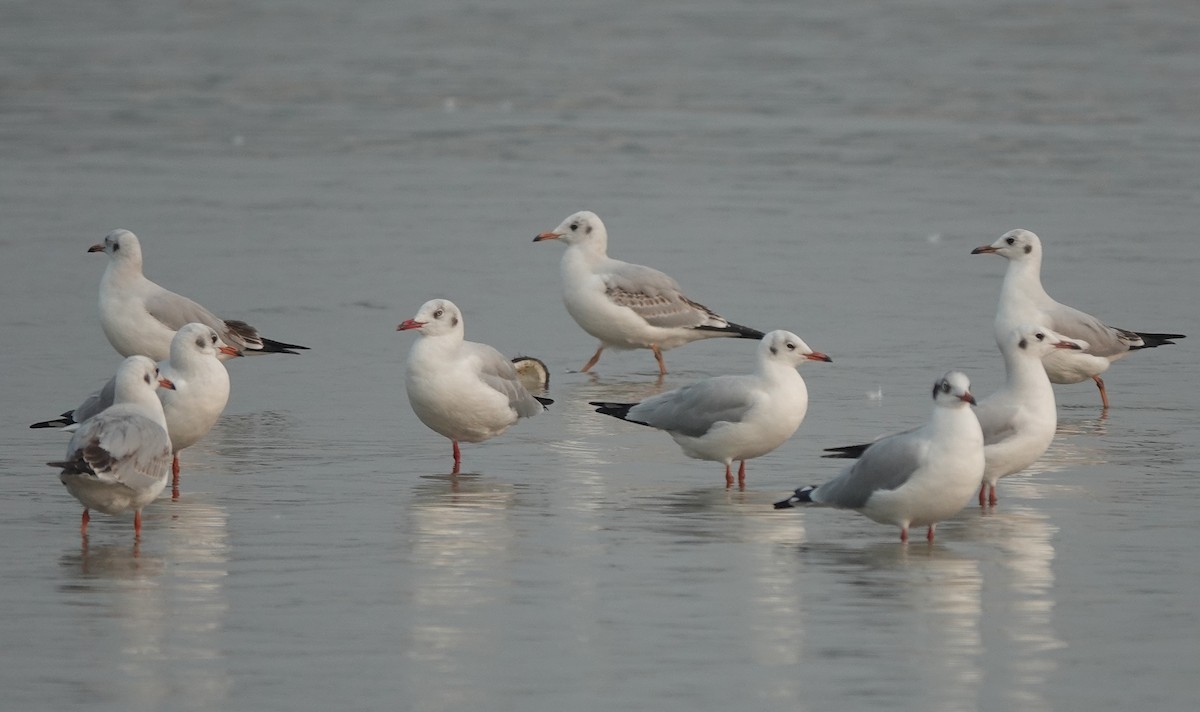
926 525 936 542
80 508 90 537
900 526 909 543
580 346 604 373
451 440 462 475
737 460 747 488
1092 375 1110 409
134 510 143 539
723 463 734 488
988 483 998 507
979 482 987 507
171 453 181 500
651 345 668 376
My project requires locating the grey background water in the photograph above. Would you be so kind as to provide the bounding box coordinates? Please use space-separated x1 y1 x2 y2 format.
1 1 1197 710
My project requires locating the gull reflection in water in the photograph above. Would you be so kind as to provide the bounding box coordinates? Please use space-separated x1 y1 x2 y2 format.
57 496 231 710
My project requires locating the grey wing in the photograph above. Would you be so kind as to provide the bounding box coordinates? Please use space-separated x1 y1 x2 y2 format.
1043 302 1133 358
602 261 726 330
813 431 929 509
142 287 231 341
469 343 544 418
973 399 1020 447
629 376 756 437
71 376 118 424
66 411 172 491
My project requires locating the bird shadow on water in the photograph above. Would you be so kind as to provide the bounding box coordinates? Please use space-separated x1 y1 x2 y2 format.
58 539 165 583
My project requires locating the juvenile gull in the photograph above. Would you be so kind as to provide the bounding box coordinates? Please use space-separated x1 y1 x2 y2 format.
533 211 764 375
775 371 984 543
33 323 240 497
399 299 552 474
826 325 1083 507
972 229 1184 408
47 355 175 538
591 330 830 487
90 229 308 362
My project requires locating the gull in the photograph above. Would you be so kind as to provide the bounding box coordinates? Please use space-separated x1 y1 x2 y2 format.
47 355 175 539
33 323 240 497
972 229 1184 408
827 325 1084 507
775 371 984 543
398 299 552 473
590 330 831 487
533 211 764 375
90 229 308 362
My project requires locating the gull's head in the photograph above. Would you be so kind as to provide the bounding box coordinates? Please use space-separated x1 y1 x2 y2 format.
114 355 175 403
971 229 1041 262
760 329 832 368
397 299 463 338
534 211 607 250
88 229 143 265
1008 323 1087 357
932 370 975 407
173 322 242 362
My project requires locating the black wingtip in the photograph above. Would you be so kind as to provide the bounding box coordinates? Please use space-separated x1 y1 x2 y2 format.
1131 332 1186 349
30 418 73 429
590 401 636 419
822 443 869 459
695 322 766 340
257 337 310 354
774 486 815 509
535 396 554 408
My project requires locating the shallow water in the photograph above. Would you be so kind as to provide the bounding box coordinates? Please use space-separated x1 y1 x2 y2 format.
1 1 1198 710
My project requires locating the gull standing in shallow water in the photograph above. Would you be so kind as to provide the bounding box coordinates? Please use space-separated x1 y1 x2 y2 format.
775 371 984 543
972 229 1184 409
399 299 552 474
48 355 175 539
590 330 831 487
90 229 308 362
826 325 1084 507
33 323 240 498
533 211 764 375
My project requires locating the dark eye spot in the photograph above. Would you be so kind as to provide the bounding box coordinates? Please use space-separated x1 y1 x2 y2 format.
1019 338 1028 349
195 337 206 348
769 346 778 355
1024 244 1032 254
144 374 151 384
112 242 120 251
585 226 593 234
1005 237 1015 245
450 316 458 327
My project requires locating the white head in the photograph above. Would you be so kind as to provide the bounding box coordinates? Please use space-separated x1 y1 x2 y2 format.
971 229 1042 264
397 299 465 340
171 322 242 365
1004 323 1087 359
759 329 832 369
113 354 176 405
88 229 144 268
931 370 976 408
533 210 608 253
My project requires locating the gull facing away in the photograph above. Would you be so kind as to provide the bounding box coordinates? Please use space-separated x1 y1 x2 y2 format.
826 325 1084 507
533 211 764 375
775 371 984 543
47 355 175 538
398 299 552 474
33 323 240 498
90 229 308 362
972 229 1184 409
590 330 831 488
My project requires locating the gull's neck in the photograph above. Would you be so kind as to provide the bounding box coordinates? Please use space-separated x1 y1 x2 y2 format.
1001 345 1053 397
999 252 1051 308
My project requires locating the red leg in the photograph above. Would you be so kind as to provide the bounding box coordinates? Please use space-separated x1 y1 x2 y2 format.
900 526 909 543
979 482 987 507
80 508 90 537
134 510 142 539
451 440 462 475
737 460 747 488
724 463 734 488
1092 375 1110 410
580 346 604 373
651 345 668 376
988 484 998 507
926 525 936 542
171 453 181 500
